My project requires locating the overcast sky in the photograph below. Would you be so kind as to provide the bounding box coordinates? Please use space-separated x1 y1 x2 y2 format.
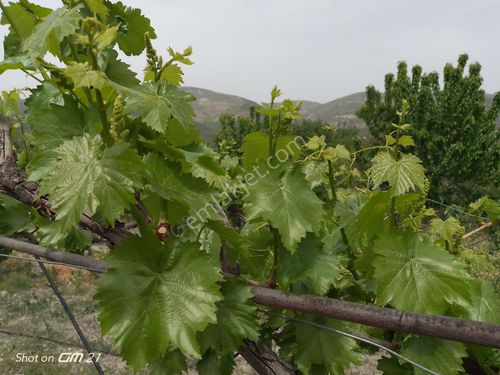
1 0 499 102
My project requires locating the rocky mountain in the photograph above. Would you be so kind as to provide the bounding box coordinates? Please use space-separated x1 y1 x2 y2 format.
183 87 368 139
181 87 258 138
300 92 367 129
183 87 498 139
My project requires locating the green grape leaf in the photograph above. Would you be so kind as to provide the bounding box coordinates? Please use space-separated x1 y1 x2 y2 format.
35 216 93 254
148 350 187 375
108 1 156 55
104 50 140 87
466 281 500 323
0 2 40 39
400 337 467 375
368 151 425 196
3 31 22 58
143 153 214 223
85 0 109 20
469 196 500 222
302 160 327 189
18 0 52 17
24 82 64 120
204 220 247 253
240 131 300 168
0 89 21 117
397 135 415 148
385 134 397 146
373 233 472 314
196 350 234 375
198 279 259 355
159 64 184 87
142 139 227 188
94 25 118 50
0 193 32 235
114 82 195 133
238 223 273 281
37 135 143 232
243 165 324 252
95 235 222 369
429 217 463 242
278 234 348 294
293 316 362 375
164 119 202 147
26 94 90 176
349 191 391 245
323 144 351 161
305 135 325 150
64 62 108 90
22 5 83 57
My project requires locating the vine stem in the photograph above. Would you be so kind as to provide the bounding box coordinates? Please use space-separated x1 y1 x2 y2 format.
266 95 280 287
326 160 336 204
326 160 358 279
21 69 43 83
87 44 112 145
267 227 280 287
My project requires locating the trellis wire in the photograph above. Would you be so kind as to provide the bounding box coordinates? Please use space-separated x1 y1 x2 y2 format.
8 252 106 375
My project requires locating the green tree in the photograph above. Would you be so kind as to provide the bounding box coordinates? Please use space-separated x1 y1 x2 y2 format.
213 107 263 155
357 55 500 204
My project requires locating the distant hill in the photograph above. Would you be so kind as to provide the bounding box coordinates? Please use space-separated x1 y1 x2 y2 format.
307 92 366 129
183 87 498 139
183 88 368 139
181 87 258 139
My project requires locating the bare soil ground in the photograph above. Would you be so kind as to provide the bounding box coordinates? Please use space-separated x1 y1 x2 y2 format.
0 254 380 375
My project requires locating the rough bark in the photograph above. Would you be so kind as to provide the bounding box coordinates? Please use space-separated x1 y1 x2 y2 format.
238 340 297 375
252 286 500 349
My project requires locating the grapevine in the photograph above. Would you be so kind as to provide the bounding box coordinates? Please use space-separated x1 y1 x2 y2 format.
0 1 498 374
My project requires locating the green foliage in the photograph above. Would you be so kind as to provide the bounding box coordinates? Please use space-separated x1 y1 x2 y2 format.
372 233 471 314
429 217 463 243
107 1 156 55
148 350 187 375
37 135 143 233
368 152 425 196
470 196 500 223
466 281 500 324
277 234 348 294
286 316 362 375
240 130 297 168
214 110 264 154
22 4 82 56
64 61 107 90
196 350 234 375
1 2 498 374
116 82 195 133
244 164 324 252
0 193 32 235
358 56 500 204
400 337 467 375
95 234 222 369
198 279 259 355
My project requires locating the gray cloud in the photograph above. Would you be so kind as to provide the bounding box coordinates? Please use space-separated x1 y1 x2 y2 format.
1 0 498 102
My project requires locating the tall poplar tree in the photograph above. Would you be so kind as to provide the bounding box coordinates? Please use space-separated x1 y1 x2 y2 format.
358 54 500 204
